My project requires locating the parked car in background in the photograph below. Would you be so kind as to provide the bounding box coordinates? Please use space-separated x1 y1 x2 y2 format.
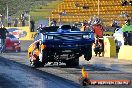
5 34 21 52
7 28 27 39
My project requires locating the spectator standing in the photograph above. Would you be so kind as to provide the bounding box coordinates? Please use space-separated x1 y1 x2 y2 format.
122 16 132 45
0 25 8 53
50 19 57 26
24 11 29 20
30 20 35 32
112 19 120 29
0 14 2 25
0 14 4 26
92 17 102 25
13 18 18 27
123 29 129 45
39 24 44 28
37 24 46 33
83 20 88 26
95 17 102 25
125 16 131 25
91 15 98 25
8 15 12 27
21 14 25 26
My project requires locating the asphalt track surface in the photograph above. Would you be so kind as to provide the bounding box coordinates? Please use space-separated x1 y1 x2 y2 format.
0 41 132 88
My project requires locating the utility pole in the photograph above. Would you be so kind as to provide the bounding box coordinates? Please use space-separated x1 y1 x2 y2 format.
7 3 8 22
29 15 30 27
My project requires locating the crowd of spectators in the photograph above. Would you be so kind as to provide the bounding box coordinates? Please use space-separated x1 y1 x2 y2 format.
0 11 29 27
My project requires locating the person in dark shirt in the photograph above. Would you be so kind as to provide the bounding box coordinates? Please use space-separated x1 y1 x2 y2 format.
123 17 132 45
30 20 35 32
14 18 18 27
0 25 8 53
21 14 25 26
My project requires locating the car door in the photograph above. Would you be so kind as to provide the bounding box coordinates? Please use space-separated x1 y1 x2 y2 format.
6 34 13 50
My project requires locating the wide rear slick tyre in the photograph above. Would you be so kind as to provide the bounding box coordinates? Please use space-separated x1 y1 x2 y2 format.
84 45 92 61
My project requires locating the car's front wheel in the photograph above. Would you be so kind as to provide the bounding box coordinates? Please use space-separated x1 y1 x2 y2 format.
30 56 44 67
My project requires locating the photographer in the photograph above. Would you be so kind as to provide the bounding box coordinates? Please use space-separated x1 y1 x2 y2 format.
0 25 8 53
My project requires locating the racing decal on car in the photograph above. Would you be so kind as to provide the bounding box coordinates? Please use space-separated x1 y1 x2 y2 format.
7 28 27 39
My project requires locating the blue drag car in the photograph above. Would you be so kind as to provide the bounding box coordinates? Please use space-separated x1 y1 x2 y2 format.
28 25 95 67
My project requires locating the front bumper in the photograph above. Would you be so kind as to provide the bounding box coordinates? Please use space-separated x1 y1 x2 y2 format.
44 39 94 49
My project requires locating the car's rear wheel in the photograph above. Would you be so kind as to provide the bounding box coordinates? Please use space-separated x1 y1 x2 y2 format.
84 45 92 61
30 58 37 67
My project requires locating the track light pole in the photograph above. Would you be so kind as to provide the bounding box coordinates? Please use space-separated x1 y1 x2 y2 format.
98 0 100 17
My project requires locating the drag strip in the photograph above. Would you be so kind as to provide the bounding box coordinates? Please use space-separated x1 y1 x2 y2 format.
0 40 132 88
0 56 80 88
1 52 132 88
